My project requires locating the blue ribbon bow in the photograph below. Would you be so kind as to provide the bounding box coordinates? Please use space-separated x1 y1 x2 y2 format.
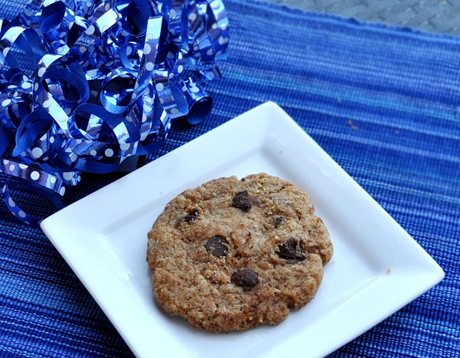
0 0 229 224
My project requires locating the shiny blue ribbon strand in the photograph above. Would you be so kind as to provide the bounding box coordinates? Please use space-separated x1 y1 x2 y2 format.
0 0 229 225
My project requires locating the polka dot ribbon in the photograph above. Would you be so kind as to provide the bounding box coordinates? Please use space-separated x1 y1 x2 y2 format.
0 0 229 225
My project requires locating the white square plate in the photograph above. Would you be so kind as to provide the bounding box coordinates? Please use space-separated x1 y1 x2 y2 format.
41 102 444 358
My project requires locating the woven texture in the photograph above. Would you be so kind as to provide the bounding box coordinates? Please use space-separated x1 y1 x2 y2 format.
1 0 460 356
274 0 460 35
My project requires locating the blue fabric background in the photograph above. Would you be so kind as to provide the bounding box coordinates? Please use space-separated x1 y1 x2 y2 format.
1 0 459 356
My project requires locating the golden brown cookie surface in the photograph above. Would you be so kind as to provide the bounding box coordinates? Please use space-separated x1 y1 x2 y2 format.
147 173 332 332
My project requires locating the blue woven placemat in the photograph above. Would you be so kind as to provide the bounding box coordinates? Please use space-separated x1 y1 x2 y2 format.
1 0 459 356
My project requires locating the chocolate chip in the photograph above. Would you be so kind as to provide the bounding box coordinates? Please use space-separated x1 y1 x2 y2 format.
205 236 229 257
232 191 252 212
276 238 307 261
273 215 284 228
182 208 199 223
231 268 259 291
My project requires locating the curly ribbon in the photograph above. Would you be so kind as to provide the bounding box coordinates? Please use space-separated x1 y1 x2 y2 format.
0 0 229 224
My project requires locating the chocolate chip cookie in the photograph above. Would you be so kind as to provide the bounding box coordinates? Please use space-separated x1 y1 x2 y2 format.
147 173 332 332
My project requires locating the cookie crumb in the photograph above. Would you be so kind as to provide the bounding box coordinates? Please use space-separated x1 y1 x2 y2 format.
182 208 200 223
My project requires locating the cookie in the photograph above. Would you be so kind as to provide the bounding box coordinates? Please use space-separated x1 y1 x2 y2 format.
147 173 332 332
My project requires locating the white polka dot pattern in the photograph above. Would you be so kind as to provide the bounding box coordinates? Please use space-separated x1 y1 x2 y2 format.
0 0 229 224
